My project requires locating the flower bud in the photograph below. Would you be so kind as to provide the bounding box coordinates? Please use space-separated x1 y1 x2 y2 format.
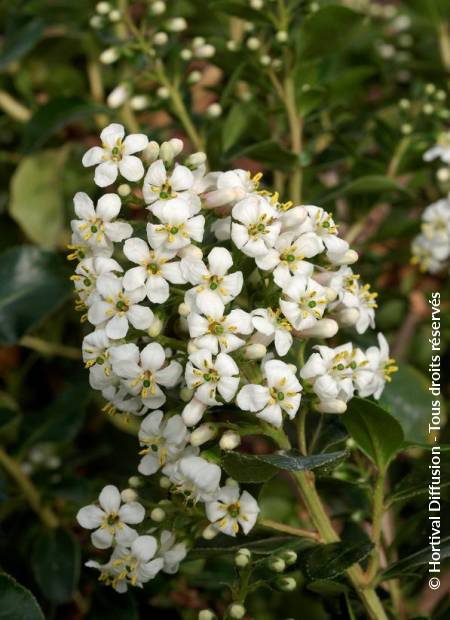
89 15 103 29
227 40 239 52
117 183 131 197
107 83 129 109
238 547 251 557
235 552 250 567
159 476 171 489
108 9 121 22
180 48 193 61
151 1 166 15
202 525 219 540
179 386 194 402
198 611 216 620
297 319 338 339
190 423 217 446
250 0 263 8
144 140 160 162
243 343 266 359
219 430 241 451
276 30 288 43
182 398 207 426
195 44 216 59
121 488 137 502
130 95 149 111
324 287 338 303
167 138 184 157
287 363 297 374
157 86 170 99
96 1 110 14
437 167 450 182
153 31 168 46
186 151 207 167
276 576 297 591
206 103 222 118
100 47 119 64
260 54 271 66
336 307 359 327
315 399 347 414
280 550 297 565
151 507 166 522
268 557 286 573
330 249 358 265
178 302 191 317
148 316 163 337
167 17 187 32
225 477 239 488
187 341 198 354
128 475 142 488
188 70 202 84
228 604 246 619
247 37 260 50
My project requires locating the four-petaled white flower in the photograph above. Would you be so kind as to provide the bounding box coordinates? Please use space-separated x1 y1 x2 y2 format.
187 303 252 354
204 168 260 208
237 359 302 427
112 342 182 409
423 132 450 164
147 201 205 250
168 455 221 502
157 530 188 574
143 160 200 215
297 205 349 262
256 232 317 288
137 411 189 475
123 236 186 303
72 192 132 248
231 195 281 257
355 333 397 400
76 485 145 549
205 485 259 537
87 273 154 339
72 256 122 307
185 349 240 407
280 275 328 331
251 308 293 356
82 123 148 187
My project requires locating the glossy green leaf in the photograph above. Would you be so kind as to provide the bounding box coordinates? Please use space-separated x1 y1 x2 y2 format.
222 103 251 151
0 573 45 620
255 449 348 472
213 0 272 23
382 536 450 580
191 535 314 558
0 246 71 345
0 19 45 71
9 148 68 247
323 175 407 203
0 408 21 443
299 6 364 58
343 398 404 471
301 541 373 581
221 452 278 482
379 364 437 445
31 529 81 604
234 140 298 170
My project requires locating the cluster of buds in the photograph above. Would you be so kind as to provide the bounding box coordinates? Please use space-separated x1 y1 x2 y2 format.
71 122 394 592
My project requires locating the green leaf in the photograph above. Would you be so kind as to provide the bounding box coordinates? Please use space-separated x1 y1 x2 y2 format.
9 148 68 247
297 89 324 117
191 535 314 558
255 449 348 472
31 528 80 604
0 19 45 72
386 464 450 507
301 541 373 581
379 364 438 445
233 140 298 170
0 408 21 443
22 97 105 152
0 573 45 620
307 580 349 596
212 0 272 23
222 103 251 151
323 175 408 203
299 6 364 59
382 537 450 580
221 452 278 482
0 246 71 345
343 398 404 471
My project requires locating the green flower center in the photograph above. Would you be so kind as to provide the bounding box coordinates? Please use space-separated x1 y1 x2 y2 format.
286 254 295 263
170 226 179 235
277 391 285 401
84 278 92 286
116 300 127 311
96 356 104 365
308 300 317 308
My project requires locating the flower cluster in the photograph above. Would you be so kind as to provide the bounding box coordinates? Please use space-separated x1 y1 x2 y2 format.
72 123 394 591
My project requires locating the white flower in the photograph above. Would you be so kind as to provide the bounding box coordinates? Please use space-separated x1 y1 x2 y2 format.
297 205 349 262
82 123 148 187
329 270 377 334
137 411 189 475
280 275 328 331
424 132 450 164
147 200 205 250
256 232 316 287
123 237 186 303
187 303 252 354
237 359 302 427
300 343 367 411
87 273 154 338
72 256 122 307
204 169 260 208
182 247 243 312
72 192 132 248
102 384 148 416
251 308 293 356
205 486 259 537
111 342 182 408
86 536 163 592
76 484 145 549
231 195 281 257
355 334 397 399
168 454 221 502
82 329 115 381
411 233 449 273
157 530 187 574
143 160 200 215
185 349 240 407
421 198 450 244
211 216 232 240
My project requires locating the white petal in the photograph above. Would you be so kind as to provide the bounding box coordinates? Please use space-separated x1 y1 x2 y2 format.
127 304 154 330
215 352 238 377
155 361 183 387
82 146 104 168
146 275 169 303
236 385 269 412
91 528 114 549
171 165 194 191
95 161 118 187
100 123 125 147
185 215 205 242
106 314 129 339
141 342 165 371
123 133 148 155
119 155 145 181
131 535 157 562
104 221 133 242
119 501 145 524
123 265 147 290
124 237 151 264
256 404 282 427
96 193 121 221
161 261 186 284
99 485 121 513
217 376 239 401
74 192 95 220
196 290 225 318
145 160 167 187
207 247 233 276
76 505 104 529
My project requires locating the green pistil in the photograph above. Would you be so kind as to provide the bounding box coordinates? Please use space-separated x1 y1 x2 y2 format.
91 225 98 233
210 282 218 290
143 379 151 387
257 223 265 232
160 191 169 199
350 362 357 369
116 300 127 310
96 356 104 365
277 391 285 401
229 509 239 518
215 325 224 334
84 278 92 287
149 263 158 273
337 364 344 371
170 226 179 235
322 220 330 228
204 373 211 382
308 300 317 308
287 254 295 263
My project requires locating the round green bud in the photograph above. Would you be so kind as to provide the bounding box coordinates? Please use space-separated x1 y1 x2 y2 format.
235 552 250 568
268 557 286 573
150 507 166 522
280 550 297 565
276 576 297 592
228 603 246 619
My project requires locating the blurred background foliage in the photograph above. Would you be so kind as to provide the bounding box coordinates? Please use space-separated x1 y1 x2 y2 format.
0 0 449 618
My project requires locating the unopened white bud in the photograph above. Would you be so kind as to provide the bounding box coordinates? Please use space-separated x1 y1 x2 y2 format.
188 70 202 84
268 557 286 573
423 103 434 115
206 103 222 118
180 386 194 402
168 138 184 157
250 0 263 8
151 1 166 15
399 98 410 110
260 54 271 66
436 89 446 101
121 488 137 502
151 507 166 522
336 307 360 327
227 40 239 52
144 140 160 162
148 316 163 337
130 95 149 111
47 456 61 469
187 341 198 354
180 48 193 61
195 44 216 59
247 37 260 50
157 86 170 99
186 151 207 167
108 9 121 22
107 83 129 109
128 475 142 488
90 15 104 28
287 363 297 374
244 343 266 359
315 399 347 414
160 141 175 162
228 604 246 619
153 31 168 46
437 167 450 182
425 83 436 95
276 30 288 43
192 36 205 48
225 477 239 488
159 475 171 489
277 576 297 591
198 611 216 620
298 319 338 339
100 47 119 64
202 525 219 540
401 123 412 135
324 287 338 303
280 550 297 565
190 423 217 446
235 552 250 567
219 430 241 451
330 249 359 265
167 17 187 32
96 1 111 14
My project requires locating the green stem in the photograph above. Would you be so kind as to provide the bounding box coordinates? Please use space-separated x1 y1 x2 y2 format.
366 469 386 583
438 21 450 73
20 336 81 360
0 447 59 528
387 136 410 179
259 518 319 540
0 90 31 123
284 75 303 204
297 406 307 455
156 335 188 351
